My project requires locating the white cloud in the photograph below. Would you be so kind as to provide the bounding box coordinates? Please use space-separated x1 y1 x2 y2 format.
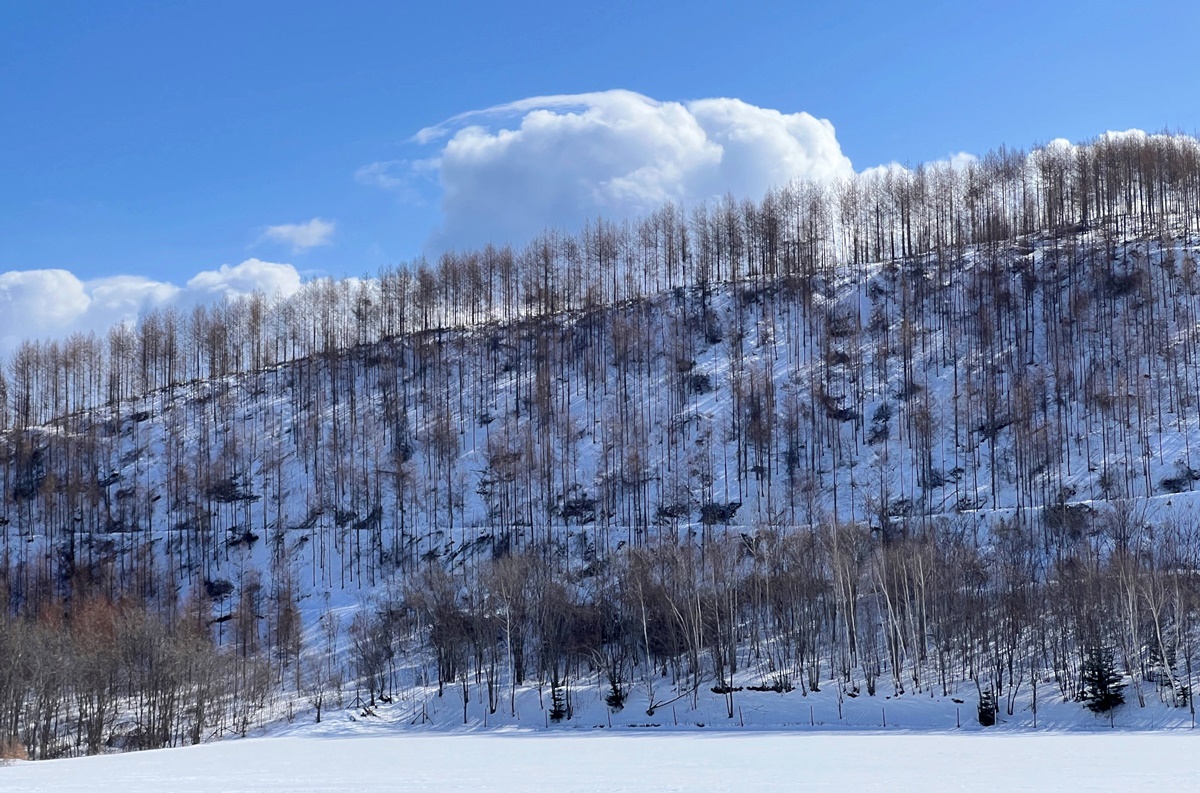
1099 128 1149 145
85 275 183 337
260 217 335 252
859 151 978 182
88 275 182 313
186 258 303 301
0 270 93 351
354 160 431 205
943 151 979 171
392 90 855 250
0 259 302 355
355 160 409 190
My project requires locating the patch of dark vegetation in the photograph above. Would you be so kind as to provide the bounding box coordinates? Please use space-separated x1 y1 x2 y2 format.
203 578 235 600
207 477 261 503
746 676 794 693
699 501 742 525
559 496 598 523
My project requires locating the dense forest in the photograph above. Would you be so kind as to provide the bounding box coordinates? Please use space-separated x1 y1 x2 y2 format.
5 130 1200 757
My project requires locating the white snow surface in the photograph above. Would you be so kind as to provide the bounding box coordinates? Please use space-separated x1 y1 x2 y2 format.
2 732 1197 792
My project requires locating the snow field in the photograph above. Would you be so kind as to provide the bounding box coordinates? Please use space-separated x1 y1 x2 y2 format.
3 732 1197 792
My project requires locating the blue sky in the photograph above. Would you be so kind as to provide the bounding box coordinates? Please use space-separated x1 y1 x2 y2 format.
1 0 1198 343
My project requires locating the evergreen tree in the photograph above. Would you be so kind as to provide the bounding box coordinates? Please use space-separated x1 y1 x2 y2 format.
977 688 997 726
1081 647 1126 713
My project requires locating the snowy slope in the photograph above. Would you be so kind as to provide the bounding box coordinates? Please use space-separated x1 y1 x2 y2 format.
12 234 1200 581
7 223 1200 751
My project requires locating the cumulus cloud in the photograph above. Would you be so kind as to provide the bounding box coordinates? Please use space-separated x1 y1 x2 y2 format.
260 217 335 252
0 259 302 355
858 151 978 182
1099 129 1151 145
85 275 183 335
186 258 303 301
0 270 92 340
366 90 855 250
943 152 979 171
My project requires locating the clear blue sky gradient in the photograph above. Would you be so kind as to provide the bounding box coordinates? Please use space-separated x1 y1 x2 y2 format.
2 0 1198 282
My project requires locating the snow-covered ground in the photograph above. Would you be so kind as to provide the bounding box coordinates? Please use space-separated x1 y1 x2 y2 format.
3 732 1198 792
286 676 1197 734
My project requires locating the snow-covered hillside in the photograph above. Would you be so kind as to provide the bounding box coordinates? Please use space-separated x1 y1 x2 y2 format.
5 132 1200 757
13 229 1200 579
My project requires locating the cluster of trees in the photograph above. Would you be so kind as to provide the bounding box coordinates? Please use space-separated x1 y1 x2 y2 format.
2 130 1200 753
0 559 304 759
8 499 1191 757
354 506 1196 727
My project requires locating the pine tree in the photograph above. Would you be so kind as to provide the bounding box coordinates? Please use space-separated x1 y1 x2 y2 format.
1081 646 1126 713
977 688 997 726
